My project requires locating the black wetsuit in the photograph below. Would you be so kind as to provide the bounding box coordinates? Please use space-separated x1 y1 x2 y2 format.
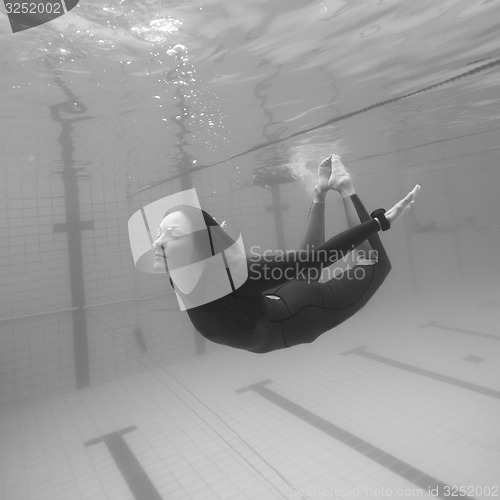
181 195 391 353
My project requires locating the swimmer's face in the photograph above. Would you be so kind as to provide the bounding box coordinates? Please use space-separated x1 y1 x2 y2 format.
152 211 194 272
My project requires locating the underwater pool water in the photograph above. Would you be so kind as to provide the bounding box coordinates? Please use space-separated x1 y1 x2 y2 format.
1 1 500 499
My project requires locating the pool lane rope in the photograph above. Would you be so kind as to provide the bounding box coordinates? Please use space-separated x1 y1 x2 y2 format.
129 57 500 198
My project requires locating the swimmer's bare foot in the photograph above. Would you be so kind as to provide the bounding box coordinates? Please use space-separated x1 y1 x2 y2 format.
313 156 332 203
385 185 421 225
328 155 355 198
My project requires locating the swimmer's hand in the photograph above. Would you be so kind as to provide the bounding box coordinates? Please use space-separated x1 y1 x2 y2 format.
220 221 227 228
385 185 421 225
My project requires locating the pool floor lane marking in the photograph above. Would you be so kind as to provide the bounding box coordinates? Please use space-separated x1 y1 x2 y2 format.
419 320 500 341
85 426 163 500
341 345 500 399
236 380 472 500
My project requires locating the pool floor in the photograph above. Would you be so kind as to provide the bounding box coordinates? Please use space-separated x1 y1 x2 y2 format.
2 283 499 500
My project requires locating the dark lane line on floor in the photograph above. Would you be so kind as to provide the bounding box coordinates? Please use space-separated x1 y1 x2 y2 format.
236 380 473 500
85 426 163 500
419 320 500 341
342 345 500 399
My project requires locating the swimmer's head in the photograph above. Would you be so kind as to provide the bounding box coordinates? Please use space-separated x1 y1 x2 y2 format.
152 205 236 274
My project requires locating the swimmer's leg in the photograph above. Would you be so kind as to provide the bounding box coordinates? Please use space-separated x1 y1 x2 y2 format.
299 156 331 250
327 155 391 275
329 155 374 259
327 156 420 260
276 186 420 348
247 183 418 302
272 199 391 347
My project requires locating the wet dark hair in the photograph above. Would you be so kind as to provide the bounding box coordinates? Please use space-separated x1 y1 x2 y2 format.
163 205 238 260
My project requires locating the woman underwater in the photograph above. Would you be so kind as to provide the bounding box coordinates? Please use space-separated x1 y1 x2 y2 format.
151 155 421 353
